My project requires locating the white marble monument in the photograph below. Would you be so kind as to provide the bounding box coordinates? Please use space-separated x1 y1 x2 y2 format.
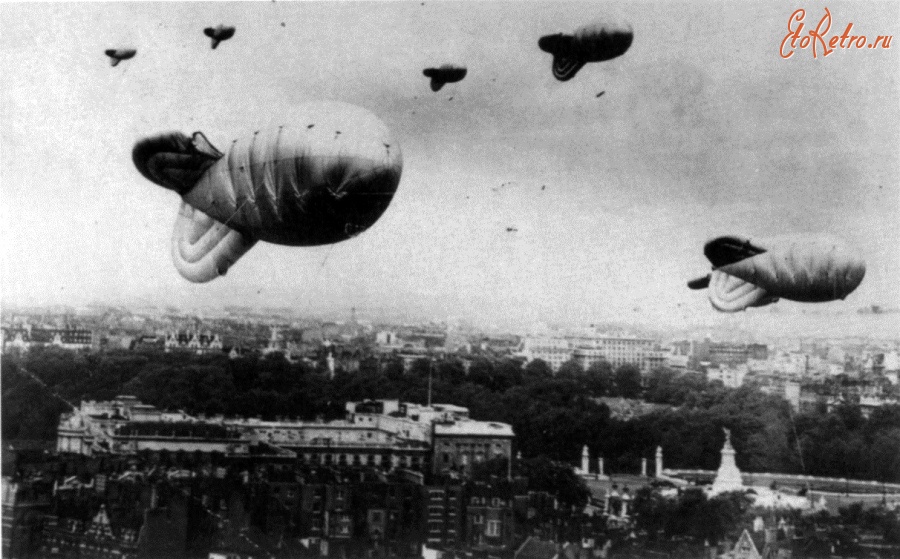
710 427 744 494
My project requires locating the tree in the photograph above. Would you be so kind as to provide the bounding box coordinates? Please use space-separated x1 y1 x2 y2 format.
493 359 523 389
466 358 495 388
614 364 642 398
1 357 72 441
633 487 751 545
556 359 584 381
515 455 590 509
645 368 678 403
382 356 405 380
437 359 466 385
632 486 676 542
524 359 553 382
585 360 614 396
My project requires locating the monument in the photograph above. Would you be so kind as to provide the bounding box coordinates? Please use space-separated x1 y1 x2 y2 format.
710 427 744 494
597 457 608 479
655 445 663 477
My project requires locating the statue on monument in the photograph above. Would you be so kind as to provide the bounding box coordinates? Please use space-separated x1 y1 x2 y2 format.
711 426 743 494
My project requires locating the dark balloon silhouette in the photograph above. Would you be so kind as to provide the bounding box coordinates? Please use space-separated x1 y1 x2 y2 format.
539 20 633 81
688 234 866 312
105 49 136 67
423 64 467 92
132 102 403 283
204 25 236 49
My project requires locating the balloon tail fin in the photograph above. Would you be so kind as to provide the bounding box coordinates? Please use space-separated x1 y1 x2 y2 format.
688 274 711 290
171 202 256 283
552 57 585 81
707 270 774 313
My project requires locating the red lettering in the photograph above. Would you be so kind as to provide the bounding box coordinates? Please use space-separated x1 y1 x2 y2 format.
810 8 833 58
839 23 854 48
781 10 888 59
781 9 806 59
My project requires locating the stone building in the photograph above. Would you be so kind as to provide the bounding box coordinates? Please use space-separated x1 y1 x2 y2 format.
432 421 514 476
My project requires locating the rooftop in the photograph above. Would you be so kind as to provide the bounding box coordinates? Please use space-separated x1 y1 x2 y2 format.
434 420 514 438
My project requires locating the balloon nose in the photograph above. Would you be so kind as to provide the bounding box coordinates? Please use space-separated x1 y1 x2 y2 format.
133 132 222 195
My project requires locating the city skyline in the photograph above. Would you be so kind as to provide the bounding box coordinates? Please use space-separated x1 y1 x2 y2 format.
2 1 897 333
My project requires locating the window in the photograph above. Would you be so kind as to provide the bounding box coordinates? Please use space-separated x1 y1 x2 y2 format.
472 514 483 525
334 513 352 537
486 520 501 537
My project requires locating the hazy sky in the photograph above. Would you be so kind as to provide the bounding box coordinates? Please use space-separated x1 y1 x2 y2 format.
2 1 898 331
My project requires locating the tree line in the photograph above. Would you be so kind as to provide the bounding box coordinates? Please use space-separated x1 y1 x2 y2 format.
3 347 899 482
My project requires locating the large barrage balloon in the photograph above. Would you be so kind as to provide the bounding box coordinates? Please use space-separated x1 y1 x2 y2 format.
204 25 236 49
105 49 136 67
688 235 866 313
538 20 633 81
422 65 467 92
133 101 403 283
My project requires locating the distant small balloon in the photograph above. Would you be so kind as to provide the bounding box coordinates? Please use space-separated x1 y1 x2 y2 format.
539 20 633 81
105 49 136 67
204 25 236 49
422 64 467 92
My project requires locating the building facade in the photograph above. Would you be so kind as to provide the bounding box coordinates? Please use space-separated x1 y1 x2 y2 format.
1 325 95 353
520 330 666 373
432 421 514 476
163 331 223 354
